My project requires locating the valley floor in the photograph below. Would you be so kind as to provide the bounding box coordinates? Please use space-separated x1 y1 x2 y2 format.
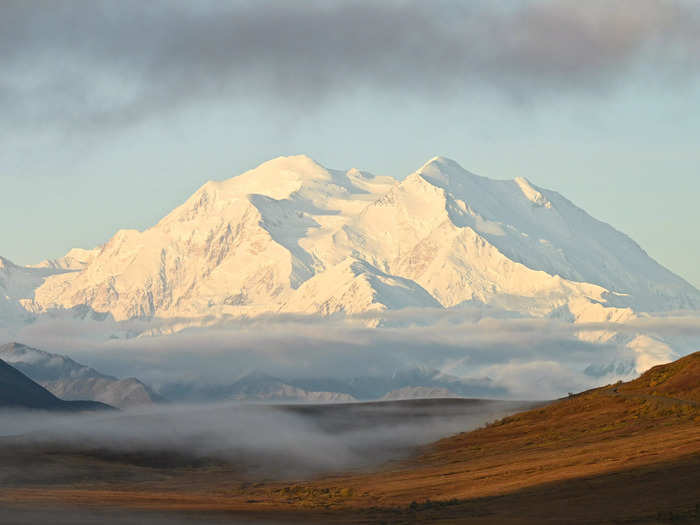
2 425 698 524
1 354 699 524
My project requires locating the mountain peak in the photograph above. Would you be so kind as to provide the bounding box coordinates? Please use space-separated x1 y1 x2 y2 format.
420 156 463 170
7 153 699 335
30 247 99 271
199 154 335 202
251 154 326 175
513 176 552 208
414 156 485 190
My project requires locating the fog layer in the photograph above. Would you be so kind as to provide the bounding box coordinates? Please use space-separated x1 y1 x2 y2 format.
0 399 532 481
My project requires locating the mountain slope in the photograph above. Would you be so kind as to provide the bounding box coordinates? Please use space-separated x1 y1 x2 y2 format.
283 258 441 315
31 248 100 271
0 358 112 411
0 256 72 325
3 155 698 332
413 158 699 311
337 157 700 313
0 343 161 409
30 156 397 321
224 351 700 522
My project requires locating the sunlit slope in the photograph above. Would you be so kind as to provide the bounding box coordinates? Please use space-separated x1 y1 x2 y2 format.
228 352 700 522
18 155 699 325
245 351 700 517
615 350 700 403
424 351 699 470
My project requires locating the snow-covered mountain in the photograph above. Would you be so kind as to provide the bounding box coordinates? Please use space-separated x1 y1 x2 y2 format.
31 248 99 271
3 155 700 329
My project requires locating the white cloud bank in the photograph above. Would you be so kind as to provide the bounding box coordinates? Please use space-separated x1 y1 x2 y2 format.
3 309 698 400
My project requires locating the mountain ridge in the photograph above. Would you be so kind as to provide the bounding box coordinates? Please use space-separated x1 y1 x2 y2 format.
0 342 162 409
2 155 698 356
0 357 113 412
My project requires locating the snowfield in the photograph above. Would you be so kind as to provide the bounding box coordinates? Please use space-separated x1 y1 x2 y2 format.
2 155 699 378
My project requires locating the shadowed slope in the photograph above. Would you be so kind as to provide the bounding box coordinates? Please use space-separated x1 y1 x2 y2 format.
0 358 113 412
0 342 162 408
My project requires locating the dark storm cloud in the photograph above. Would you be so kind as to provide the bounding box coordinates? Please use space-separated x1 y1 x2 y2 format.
2 0 699 130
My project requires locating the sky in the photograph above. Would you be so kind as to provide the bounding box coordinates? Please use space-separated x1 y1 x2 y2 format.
1 0 700 288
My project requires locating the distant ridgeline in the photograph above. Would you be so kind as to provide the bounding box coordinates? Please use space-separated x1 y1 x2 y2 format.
0 357 113 412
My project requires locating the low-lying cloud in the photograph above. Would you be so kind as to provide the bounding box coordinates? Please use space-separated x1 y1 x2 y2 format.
0 400 528 481
2 312 613 379
2 0 700 131
4 308 698 400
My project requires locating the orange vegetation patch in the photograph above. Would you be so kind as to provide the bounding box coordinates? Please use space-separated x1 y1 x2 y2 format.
620 351 700 403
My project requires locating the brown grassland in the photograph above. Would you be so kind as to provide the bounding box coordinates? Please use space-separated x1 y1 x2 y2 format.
1 352 699 524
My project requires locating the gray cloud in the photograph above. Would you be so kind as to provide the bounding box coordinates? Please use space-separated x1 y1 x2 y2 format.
2 0 699 131
0 311 630 399
2 307 698 399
